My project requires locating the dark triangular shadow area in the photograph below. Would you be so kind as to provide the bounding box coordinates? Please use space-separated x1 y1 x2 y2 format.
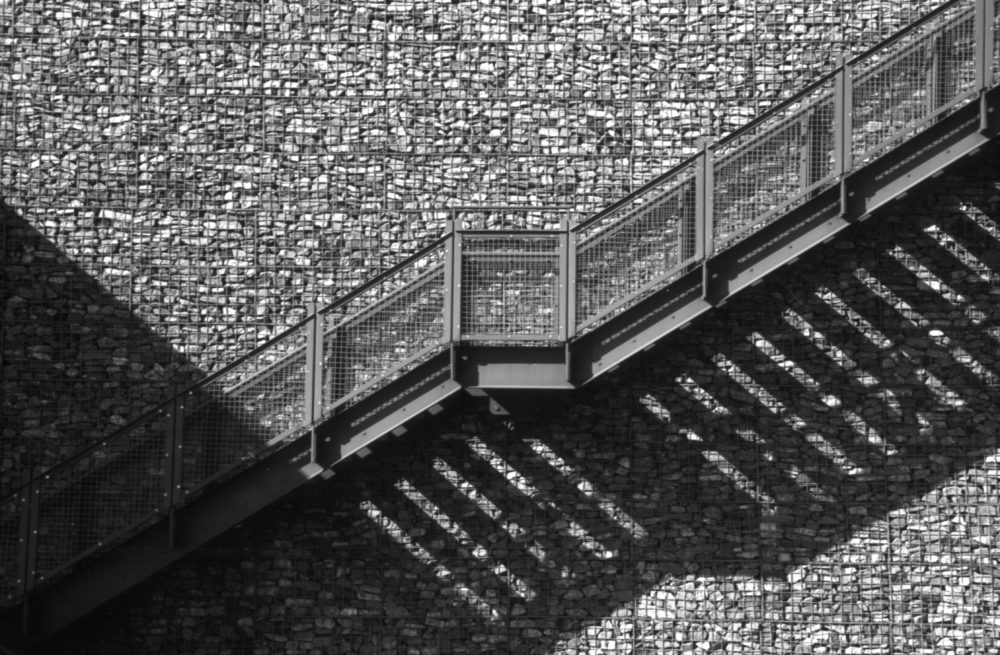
1 199 204 494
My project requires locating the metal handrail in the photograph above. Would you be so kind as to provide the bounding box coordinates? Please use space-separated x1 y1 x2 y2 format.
3 0 992 610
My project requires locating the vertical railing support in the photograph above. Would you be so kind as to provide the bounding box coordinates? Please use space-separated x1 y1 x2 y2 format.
303 302 323 463
450 218 464 347
976 0 995 132
442 218 456 347
834 54 853 217
18 464 38 634
557 217 571 343
565 221 577 342
165 385 184 548
696 138 714 299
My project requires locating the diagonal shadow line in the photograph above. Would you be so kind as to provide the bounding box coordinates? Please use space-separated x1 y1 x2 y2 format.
0 199 203 491
430 435 618 576
904 222 1000 312
830 268 995 406
402 468 555 596
934 205 1000 275
715 339 883 490
366 479 523 615
1 198 305 603
857 249 1000 383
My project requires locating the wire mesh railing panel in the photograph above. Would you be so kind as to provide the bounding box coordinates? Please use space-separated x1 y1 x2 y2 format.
0 495 22 605
851 3 977 166
713 81 838 250
320 246 448 413
460 235 562 341
33 415 171 585
574 165 698 333
179 325 311 497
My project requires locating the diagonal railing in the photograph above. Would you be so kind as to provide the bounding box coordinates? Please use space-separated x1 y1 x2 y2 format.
2 0 998 627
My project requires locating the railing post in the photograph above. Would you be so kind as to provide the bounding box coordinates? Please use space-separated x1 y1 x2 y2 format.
834 54 853 216
442 218 456 347
976 0 995 132
696 138 714 299
304 303 322 428
565 220 577 342
18 465 38 624
557 218 572 342
165 385 184 547
450 218 464 344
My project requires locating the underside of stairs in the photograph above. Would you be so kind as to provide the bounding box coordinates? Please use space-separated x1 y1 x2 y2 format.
3 0 1000 646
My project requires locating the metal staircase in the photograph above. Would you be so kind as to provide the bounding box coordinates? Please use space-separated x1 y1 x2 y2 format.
3 0 1000 644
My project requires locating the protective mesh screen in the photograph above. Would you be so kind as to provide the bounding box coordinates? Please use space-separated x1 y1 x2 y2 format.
460 235 562 340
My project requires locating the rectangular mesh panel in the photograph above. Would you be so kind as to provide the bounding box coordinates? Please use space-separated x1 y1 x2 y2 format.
851 3 977 166
180 325 310 496
574 164 697 333
713 81 837 250
0 493 23 605
33 415 171 584
321 245 447 413
460 235 561 341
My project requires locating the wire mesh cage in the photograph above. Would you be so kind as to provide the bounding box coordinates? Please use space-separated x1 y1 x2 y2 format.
459 234 563 341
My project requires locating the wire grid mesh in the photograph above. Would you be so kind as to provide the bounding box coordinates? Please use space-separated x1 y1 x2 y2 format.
0 493 23 605
179 324 310 497
320 245 448 414
712 80 838 251
460 235 562 341
32 413 172 586
851 2 978 167
574 165 698 334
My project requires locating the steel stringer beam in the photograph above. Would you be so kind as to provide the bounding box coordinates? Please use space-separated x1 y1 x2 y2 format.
0 354 463 648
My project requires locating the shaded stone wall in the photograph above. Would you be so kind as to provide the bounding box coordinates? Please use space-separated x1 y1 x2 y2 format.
41 149 1000 653
1 0 946 484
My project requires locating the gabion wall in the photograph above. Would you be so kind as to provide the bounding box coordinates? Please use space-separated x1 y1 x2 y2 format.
1 0 945 488
40 151 1000 653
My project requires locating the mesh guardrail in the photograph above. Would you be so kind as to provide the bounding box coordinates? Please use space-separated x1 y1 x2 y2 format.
1 0 995 612
574 163 698 332
33 410 172 588
713 79 840 251
460 234 564 341
320 243 448 413
851 2 978 166
179 324 311 498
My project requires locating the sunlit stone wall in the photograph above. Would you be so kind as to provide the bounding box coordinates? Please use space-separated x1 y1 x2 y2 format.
1 0 944 487
42 148 1000 653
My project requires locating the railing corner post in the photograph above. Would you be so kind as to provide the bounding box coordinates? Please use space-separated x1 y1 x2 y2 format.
558 217 573 342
